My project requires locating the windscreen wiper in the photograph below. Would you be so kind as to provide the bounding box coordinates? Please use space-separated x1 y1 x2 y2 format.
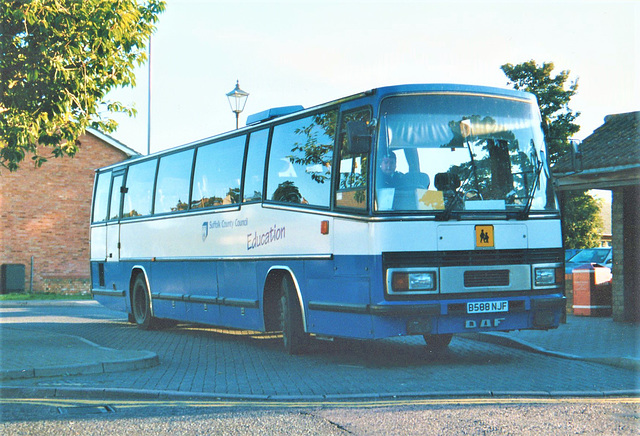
518 155 543 219
437 134 481 221
436 170 473 221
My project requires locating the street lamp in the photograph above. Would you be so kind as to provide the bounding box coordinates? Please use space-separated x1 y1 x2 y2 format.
226 80 249 129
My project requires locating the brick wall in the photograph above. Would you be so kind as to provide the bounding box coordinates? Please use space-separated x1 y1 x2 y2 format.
0 133 132 293
565 274 573 315
611 188 625 321
621 185 640 322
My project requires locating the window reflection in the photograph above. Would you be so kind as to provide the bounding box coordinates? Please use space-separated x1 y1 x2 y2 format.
155 150 194 214
267 110 337 208
336 109 370 210
375 94 555 213
92 171 111 223
243 129 269 203
108 174 123 220
191 135 245 209
123 159 156 218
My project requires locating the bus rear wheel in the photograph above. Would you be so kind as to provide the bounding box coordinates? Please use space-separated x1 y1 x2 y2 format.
423 334 453 352
279 275 308 355
132 275 157 330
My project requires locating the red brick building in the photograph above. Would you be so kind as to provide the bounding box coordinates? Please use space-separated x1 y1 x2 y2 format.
0 128 139 293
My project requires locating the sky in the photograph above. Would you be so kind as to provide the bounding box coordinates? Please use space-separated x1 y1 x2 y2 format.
106 0 639 155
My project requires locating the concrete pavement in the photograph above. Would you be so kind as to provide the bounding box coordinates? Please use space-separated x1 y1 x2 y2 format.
466 315 640 371
0 325 159 380
0 300 159 381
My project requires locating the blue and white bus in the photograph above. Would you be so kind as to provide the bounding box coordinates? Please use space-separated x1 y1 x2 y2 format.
90 84 565 354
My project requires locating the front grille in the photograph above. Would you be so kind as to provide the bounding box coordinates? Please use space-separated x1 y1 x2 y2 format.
464 269 510 287
383 248 563 268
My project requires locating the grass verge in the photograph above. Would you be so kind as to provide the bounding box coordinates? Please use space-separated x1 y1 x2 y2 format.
0 292 92 301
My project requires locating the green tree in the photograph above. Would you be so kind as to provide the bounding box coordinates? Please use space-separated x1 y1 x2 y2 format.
561 193 604 249
501 60 602 248
0 0 166 171
288 111 338 184
501 60 580 165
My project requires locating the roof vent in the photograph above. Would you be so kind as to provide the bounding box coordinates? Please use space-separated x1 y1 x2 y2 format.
246 105 304 125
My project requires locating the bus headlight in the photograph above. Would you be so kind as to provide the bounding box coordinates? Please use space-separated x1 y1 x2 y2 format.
533 265 562 288
388 268 438 294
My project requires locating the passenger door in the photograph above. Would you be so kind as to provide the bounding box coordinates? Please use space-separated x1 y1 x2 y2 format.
106 171 125 262
335 107 371 211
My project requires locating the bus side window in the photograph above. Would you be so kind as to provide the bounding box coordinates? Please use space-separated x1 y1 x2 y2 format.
267 110 337 208
191 135 245 209
154 149 194 214
123 159 157 218
336 109 371 210
92 171 112 223
108 173 124 220
242 129 269 203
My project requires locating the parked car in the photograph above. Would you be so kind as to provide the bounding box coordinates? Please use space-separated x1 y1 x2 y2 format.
565 248 582 261
565 247 612 275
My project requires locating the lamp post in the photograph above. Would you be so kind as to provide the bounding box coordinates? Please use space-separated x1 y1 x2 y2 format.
147 35 152 155
226 80 249 129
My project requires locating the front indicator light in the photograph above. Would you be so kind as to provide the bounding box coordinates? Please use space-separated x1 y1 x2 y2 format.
392 272 409 291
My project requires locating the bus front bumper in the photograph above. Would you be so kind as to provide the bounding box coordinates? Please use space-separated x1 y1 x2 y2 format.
349 294 565 337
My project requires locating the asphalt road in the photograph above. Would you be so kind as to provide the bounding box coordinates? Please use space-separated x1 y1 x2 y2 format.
1 396 638 435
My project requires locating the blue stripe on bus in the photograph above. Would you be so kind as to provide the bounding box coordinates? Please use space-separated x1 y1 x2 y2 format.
92 255 382 332
91 255 563 338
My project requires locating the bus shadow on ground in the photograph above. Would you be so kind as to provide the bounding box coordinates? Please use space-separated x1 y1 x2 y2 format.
168 323 520 369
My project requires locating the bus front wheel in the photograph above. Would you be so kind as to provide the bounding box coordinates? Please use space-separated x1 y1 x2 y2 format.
132 275 157 330
423 334 453 352
280 276 308 355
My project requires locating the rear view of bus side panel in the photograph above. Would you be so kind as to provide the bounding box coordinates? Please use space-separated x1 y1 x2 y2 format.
139 259 264 332
217 260 267 332
90 260 133 313
147 261 193 323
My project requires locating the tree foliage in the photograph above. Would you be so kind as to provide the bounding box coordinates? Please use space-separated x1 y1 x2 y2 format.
561 191 604 249
0 0 166 171
501 60 580 165
288 111 337 184
501 60 602 248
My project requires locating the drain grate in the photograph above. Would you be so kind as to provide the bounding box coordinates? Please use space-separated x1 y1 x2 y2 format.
57 405 116 415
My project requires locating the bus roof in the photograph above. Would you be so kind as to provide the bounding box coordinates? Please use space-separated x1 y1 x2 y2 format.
374 83 536 101
246 105 305 125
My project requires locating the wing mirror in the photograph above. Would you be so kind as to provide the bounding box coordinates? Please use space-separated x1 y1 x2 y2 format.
346 121 372 154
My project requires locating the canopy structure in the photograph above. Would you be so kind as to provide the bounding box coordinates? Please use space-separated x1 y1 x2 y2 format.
553 111 640 323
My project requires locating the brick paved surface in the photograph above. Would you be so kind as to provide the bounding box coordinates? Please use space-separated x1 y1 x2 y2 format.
1 301 638 397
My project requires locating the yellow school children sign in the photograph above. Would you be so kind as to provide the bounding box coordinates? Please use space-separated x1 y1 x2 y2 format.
475 225 494 248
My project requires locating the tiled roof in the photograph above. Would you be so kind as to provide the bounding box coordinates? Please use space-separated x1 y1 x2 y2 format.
86 127 141 158
553 111 640 174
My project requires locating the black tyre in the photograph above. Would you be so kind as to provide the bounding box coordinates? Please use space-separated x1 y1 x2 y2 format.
423 333 453 352
280 275 308 355
131 274 157 330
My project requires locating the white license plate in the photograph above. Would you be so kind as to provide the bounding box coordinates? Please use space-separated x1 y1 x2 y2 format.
467 301 509 314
